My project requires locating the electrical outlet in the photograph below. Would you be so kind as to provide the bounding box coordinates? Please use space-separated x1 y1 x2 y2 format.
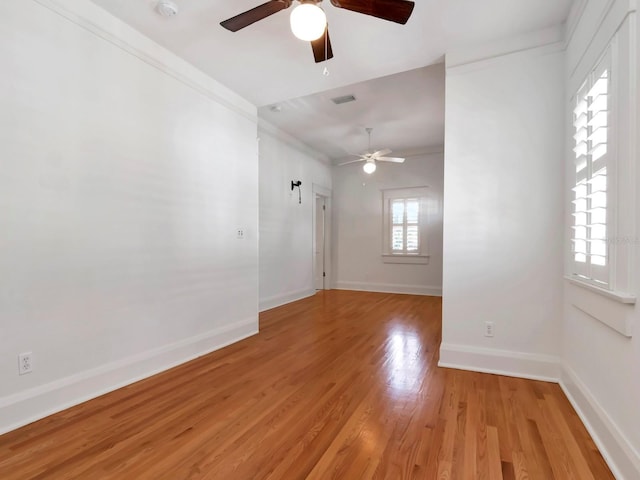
18 352 33 375
237 228 245 240
484 322 494 338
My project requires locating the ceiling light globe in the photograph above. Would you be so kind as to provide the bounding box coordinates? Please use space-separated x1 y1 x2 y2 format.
363 161 376 174
290 4 327 41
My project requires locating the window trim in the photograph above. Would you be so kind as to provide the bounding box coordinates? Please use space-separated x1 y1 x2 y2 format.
570 48 612 288
382 187 430 264
565 275 635 304
566 21 636 310
390 197 420 254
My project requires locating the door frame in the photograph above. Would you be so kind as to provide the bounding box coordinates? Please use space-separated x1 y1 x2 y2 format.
312 184 332 290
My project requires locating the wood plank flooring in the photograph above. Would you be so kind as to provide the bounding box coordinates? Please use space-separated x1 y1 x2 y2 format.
0 291 614 479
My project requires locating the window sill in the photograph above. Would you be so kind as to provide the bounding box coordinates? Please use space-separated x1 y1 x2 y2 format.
565 275 634 338
564 275 636 304
382 254 429 265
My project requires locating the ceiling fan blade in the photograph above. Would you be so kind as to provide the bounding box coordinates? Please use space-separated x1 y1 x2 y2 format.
330 0 415 25
220 1 290 32
377 157 405 163
311 27 334 63
338 158 365 166
371 148 392 157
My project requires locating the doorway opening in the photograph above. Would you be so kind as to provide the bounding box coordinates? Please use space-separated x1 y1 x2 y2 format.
312 184 331 291
315 195 326 290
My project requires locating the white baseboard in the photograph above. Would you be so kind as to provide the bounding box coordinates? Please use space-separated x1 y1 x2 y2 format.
0 318 258 435
438 343 560 382
259 288 316 312
438 344 640 478
334 281 442 297
560 364 640 480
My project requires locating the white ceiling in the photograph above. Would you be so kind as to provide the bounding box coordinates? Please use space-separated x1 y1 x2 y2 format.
88 0 572 159
89 0 573 107
259 63 445 160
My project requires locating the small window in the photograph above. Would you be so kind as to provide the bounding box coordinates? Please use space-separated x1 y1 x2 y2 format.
391 198 420 253
382 187 429 264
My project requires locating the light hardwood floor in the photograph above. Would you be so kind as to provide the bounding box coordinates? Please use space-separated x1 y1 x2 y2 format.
0 291 613 479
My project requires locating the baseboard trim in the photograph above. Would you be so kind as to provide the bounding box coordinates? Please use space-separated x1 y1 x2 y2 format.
259 288 316 312
438 343 560 382
0 318 258 435
559 364 640 480
334 281 442 297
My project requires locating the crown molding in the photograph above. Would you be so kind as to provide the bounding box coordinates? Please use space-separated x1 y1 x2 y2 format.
257 118 331 165
565 0 590 47
32 0 258 123
446 25 565 72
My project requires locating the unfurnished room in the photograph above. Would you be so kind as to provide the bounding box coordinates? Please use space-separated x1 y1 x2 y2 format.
0 0 639 479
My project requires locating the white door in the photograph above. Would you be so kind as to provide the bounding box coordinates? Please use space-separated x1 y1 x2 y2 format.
315 196 325 290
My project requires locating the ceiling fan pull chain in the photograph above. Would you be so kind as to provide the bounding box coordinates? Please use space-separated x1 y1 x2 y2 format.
322 23 330 76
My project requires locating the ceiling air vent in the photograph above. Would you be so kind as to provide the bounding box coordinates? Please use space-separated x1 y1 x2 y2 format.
331 94 356 105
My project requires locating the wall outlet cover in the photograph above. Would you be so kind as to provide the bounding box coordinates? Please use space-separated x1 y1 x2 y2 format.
18 352 33 375
484 322 494 337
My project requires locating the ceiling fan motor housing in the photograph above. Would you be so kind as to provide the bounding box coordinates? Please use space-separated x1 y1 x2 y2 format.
220 0 415 62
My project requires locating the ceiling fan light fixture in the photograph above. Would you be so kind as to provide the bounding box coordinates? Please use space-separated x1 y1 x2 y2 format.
363 161 376 174
290 3 327 41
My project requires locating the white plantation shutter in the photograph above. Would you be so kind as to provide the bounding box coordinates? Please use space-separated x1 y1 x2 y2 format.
406 200 419 252
390 198 420 253
566 25 637 314
391 200 404 250
571 53 611 287
382 187 430 263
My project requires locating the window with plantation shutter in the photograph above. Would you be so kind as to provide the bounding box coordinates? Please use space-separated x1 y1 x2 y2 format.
566 20 637 326
391 198 419 253
571 54 611 287
382 187 430 264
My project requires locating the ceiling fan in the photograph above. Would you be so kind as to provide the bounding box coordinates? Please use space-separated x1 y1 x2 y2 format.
220 0 415 63
338 128 405 174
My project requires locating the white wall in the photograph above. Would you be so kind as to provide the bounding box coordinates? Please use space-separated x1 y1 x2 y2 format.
258 122 332 311
333 152 444 296
0 0 258 434
560 2 640 478
440 32 565 379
